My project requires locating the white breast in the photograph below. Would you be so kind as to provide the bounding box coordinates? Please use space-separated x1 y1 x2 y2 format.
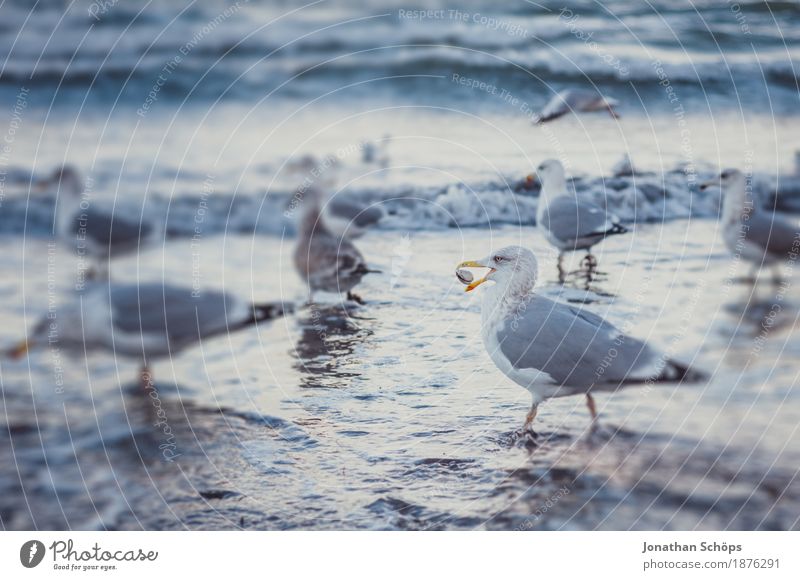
479 287 554 404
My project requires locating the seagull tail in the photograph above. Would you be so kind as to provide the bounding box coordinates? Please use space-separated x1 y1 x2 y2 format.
246 301 294 326
607 223 628 236
657 359 707 384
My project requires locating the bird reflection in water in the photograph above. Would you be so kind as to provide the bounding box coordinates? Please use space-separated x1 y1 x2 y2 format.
292 305 374 389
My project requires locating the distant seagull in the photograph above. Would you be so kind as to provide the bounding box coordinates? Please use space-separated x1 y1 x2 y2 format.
293 199 379 304
361 134 392 168
286 157 385 238
324 194 385 239
611 153 637 178
532 89 620 124
38 166 163 276
457 246 703 436
700 169 800 283
533 159 628 275
6 283 291 388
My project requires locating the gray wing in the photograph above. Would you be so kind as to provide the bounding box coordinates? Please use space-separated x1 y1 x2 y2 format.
745 211 800 257
110 284 239 348
497 296 659 388
73 208 154 253
302 231 368 291
541 196 619 243
537 92 572 122
328 197 384 229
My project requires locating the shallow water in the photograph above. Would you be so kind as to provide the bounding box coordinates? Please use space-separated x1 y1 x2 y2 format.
1 219 798 530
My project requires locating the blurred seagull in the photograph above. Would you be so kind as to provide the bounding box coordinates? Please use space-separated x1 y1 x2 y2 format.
286 158 385 238
457 246 703 436
532 89 620 124
293 198 379 304
324 194 385 239
39 166 163 276
6 283 291 388
701 169 800 283
533 159 628 276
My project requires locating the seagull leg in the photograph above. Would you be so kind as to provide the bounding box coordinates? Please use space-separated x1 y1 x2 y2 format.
586 393 599 430
347 291 365 305
557 253 566 283
522 402 538 435
772 264 784 287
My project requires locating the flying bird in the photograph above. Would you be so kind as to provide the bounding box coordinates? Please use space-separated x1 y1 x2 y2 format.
457 246 703 436
532 89 620 124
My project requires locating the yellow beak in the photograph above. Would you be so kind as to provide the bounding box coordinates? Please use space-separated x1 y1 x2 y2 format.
457 260 494 292
526 172 537 185
7 339 30 359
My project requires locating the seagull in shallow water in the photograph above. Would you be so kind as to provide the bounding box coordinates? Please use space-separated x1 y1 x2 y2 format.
532 89 620 124
533 159 628 276
701 168 800 283
457 246 703 435
6 283 291 388
293 197 379 304
38 166 163 277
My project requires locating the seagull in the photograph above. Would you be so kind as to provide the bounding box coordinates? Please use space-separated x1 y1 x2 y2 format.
324 193 385 239
6 283 291 388
533 159 628 276
286 159 385 238
38 166 163 277
361 134 391 168
457 246 703 435
700 169 800 283
293 198 379 304
532 89 620 124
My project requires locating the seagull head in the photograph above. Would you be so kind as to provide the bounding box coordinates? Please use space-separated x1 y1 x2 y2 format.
457 246 538 294
699 168 744 193
531 159 566 192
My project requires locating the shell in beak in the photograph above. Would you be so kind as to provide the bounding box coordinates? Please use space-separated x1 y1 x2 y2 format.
456 260 495 292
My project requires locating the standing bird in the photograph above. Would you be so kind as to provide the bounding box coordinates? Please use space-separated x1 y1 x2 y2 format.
6 283 291 388
532 89 620 124
700 169 800 283
293 197 378 304
534 159 628 277
457 246 703 435
38 166 163 277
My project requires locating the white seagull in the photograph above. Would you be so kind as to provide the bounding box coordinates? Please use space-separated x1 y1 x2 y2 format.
533 159 628 273
39 166 163 277
457 246 703 435
532 89 620 124
701 168 800 283
6 283 291 388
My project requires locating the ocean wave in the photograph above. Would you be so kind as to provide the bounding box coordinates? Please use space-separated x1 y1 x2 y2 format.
7 164 782 239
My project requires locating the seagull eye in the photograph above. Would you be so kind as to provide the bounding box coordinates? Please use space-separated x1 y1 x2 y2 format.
721 171 729 179
493 256 504 263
